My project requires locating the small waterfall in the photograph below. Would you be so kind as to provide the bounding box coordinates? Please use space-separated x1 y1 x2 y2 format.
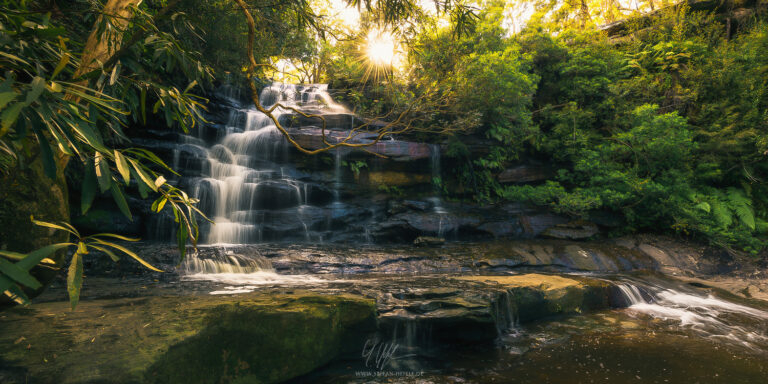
182 248 272 274
181 246 326 289
615 280 768 350
492 290 519 335
428 144 444 211
387 319 431 371
333 148 343 203
616 283 648 304
427 144 449 238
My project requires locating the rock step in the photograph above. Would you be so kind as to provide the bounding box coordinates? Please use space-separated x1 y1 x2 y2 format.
378 274 621 343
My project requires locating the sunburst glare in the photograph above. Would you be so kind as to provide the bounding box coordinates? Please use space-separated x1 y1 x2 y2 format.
366 29 396 66
362 28 401 82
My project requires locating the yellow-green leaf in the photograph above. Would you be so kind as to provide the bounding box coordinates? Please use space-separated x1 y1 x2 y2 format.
128 158 158 192
67 252 83 309
154 175 166 189
0 92 17 110
87 245 120 262
1 102 24 136
91 239 162 272
51 54 70 80
94 152 111 193
114 150 131 184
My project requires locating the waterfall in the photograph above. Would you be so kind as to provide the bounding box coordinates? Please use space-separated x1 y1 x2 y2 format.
158 83 353 245
615 280 768 350
333 147 342 203
427 144 449 238
492 290 519 335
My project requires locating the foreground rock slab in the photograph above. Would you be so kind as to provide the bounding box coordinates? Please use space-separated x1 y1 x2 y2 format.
0 292 376 384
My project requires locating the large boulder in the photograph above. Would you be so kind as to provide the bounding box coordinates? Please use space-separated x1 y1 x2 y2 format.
454 274 614 322
0 292 377 384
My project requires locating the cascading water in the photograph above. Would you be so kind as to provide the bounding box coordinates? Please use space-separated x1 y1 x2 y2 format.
615 279 768 351
151 83 368 285
162 83 353 245
426 143 451 238
181 247 272 274
181 246 326 290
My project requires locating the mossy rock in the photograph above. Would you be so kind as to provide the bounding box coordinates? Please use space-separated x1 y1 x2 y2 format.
454 274 612 323
0 292 377 384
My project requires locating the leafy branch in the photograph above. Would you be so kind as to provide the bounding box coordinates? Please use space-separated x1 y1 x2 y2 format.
0 217 161 309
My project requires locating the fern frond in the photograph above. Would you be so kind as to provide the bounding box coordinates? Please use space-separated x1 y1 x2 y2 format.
727 187 755 231
694 202 711 213
711 199 733 229
756 219 768 234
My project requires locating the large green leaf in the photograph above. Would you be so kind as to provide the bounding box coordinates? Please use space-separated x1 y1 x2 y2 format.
67 252 83 310
16 243 71 270
114 150 131 184
25 76 46 105
128 158 158 192
0 258 42 289
87 245 120 262
0 276 30 305
0 102 24 136
30 217 78 236
109 183 132 220
90 233 141 241
91 238 162 272
0 92 17 110
177 221 188 262
94 152 112 193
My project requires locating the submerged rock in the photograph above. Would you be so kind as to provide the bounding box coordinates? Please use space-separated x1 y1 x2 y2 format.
0 292 376 384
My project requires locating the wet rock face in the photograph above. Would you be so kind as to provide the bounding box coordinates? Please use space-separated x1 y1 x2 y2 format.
0 292 377 384
374 274 615 345
124 88 586 245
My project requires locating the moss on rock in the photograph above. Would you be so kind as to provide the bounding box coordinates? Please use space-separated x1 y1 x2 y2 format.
455 273 612 323
0 291 377 384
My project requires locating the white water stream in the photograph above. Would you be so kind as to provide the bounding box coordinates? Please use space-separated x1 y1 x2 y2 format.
616 281 768 350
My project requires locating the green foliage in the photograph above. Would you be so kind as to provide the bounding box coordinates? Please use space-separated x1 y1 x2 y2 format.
0 0 218 301
377 184 405 197
0 217 160 308
424 7 768 253
343 160 368 176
